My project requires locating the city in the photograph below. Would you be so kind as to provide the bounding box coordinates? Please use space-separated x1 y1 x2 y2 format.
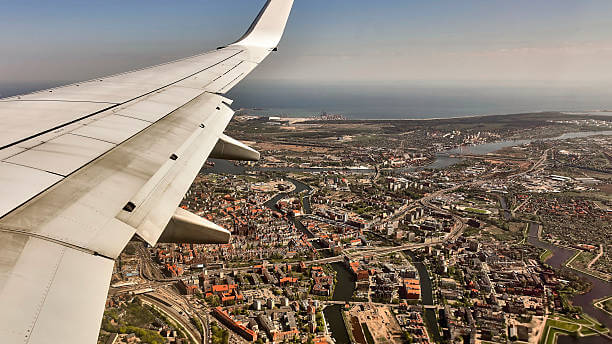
99 112 611 344
2 1 612 344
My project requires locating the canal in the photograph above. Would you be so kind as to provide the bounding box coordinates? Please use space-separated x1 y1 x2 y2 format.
251 174 355 343
272 179 356 343
202 133 612 343
253 175 353 342
499 196 511 221
404 251 441 343
323 262 356 344
527 223 612 340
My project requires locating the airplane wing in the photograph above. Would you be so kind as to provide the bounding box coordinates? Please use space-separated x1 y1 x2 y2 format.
0 1 294 342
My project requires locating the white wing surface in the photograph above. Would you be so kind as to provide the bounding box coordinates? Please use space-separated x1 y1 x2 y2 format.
0 1 294 343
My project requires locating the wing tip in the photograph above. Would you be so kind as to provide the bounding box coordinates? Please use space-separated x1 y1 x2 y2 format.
231 0 295 49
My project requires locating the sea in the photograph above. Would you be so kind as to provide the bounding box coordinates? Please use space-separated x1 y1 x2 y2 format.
228 80 612 119
2 80 612 120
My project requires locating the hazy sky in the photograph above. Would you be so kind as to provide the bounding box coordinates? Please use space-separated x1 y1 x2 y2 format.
2 0 612 87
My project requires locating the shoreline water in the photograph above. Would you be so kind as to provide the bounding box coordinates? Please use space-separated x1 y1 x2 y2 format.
4 80 612 120
239 109 612 121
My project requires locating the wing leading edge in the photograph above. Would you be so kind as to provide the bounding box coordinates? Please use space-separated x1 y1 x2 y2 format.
0 1 294 343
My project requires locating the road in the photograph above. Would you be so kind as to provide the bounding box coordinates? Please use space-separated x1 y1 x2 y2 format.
114 182 468 290
136 243 165 281
140 291 202 344
113 148 552 342
512 196 531 216
587 244 604 270
324 300 399 307
111 243 207 343
301 203 466 266
155 288 207 344
119 145 544 285
513 148 549 177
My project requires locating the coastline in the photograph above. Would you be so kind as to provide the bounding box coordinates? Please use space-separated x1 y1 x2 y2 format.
268 111 612 122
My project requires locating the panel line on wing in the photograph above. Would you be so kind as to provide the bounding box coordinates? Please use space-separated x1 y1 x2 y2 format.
0 104 120 151
0 49 244 151
114 113 154 123
68 133 118 145
1 161 66 177
2 99 118 105
207 60 245 84
219 73 246 93
0 227 106 259
1 48 242 101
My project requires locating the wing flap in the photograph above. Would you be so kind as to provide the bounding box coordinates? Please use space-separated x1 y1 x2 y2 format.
0 92 230 258
118 95 235 245
0 231 114 344
0 86 206 219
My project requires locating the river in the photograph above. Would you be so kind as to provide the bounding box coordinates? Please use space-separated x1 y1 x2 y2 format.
265 176 355 343
404 251 441 343
204 130 612 176
247 173 353 342
323 262 356 344
527 223 612 343
201 131 612 343
499 196 511 221
430 130 612 169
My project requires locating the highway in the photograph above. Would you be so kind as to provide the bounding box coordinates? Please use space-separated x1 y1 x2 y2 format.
109 148 550 343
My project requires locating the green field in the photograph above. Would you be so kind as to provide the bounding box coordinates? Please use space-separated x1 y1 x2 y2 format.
592 296 612 318
579 327 597 336
540 249 553 262
362 323 375 344
539 314 608 344
547 320 579 332
542 327 573 344
464 207 489 214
